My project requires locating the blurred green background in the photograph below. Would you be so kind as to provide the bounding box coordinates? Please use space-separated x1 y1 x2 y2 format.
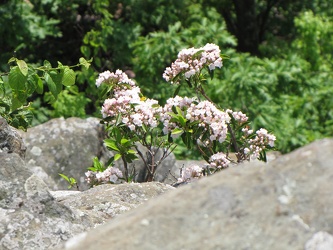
1 0 333 155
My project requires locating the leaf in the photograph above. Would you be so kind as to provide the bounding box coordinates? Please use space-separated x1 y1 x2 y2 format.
31 74 43 94
127 149 136 154
59 173 70 182
79 57 91 69
17 59 28 76
104 139 120 152
8 66 28 104
45 72 59 99
178 115 187 127
10 97 23 111
62 67 76 86
8 57 16 64
43 60 52 69
114 153 122 161
171 127 183 135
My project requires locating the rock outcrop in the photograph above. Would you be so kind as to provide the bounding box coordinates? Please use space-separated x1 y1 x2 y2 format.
0 152 89 250
0 116 26 158
60 138 333 250
20 117 176 190
0 150 174 250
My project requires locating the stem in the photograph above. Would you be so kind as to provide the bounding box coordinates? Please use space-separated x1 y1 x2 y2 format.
198 85 213 102
227 123 241 162
121 155 129 182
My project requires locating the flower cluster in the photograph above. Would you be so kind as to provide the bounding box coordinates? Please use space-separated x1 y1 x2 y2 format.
101 87 141 118
97 69 161 131
163 43 223 83
123 98 161 131
186 100 230 143
226 109 249 124
160 96 195 135
85 166 123 185
96 69 136 88
177 165 204 184
160 96 230 143
206 152 230 169
244 128 276 159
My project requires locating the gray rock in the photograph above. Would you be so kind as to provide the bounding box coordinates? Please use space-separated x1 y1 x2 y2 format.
0 152 89 250
20 117 106 190
52 182 175 227
0 116 26 158
0 150 174 250
20 117 176 190
60 138 333 250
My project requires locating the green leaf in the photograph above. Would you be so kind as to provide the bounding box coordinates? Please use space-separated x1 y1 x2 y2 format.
80 46 91 58
32 74 43 94
44 60 52 69
17 60 28 76
79 57 91 69
59 173 70 182
62 67 76 86
120 138 130 145
127 149 136 154
171 127 183 135
8 66 28 104
178 115 187 127
104 139 120 152
11 97 23 111
114 153 122 161
8 57 16 64
45 72 58 99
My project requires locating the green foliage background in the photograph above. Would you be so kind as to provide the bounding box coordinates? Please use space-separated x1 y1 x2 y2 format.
1 0 333 155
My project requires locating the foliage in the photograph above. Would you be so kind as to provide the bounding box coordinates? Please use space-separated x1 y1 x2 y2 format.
59 173 79 190
0 57 91 130
2 0 333 157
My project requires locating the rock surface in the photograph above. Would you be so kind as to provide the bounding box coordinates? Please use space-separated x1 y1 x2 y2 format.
20 117 106 190
60 138 333 250
20 117 176 190
0 116 26 158
0 152 89 250
51 182 175 227
0 150 174 250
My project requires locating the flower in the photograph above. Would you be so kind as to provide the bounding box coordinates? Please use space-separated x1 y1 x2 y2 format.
163 43 223 83
245 128 276 159
96 69 136 88
207 152 230 169
85 167 123 185
177 165 204 183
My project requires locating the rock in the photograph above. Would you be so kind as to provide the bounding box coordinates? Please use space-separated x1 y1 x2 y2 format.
60 138 333 250
20 117 107 190
0 152 89 250
0 116 26 158
51 182 175 227
0 150 174 250
20 117 176 190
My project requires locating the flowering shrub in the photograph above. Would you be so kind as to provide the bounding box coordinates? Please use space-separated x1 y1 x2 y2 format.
88 43 276 186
